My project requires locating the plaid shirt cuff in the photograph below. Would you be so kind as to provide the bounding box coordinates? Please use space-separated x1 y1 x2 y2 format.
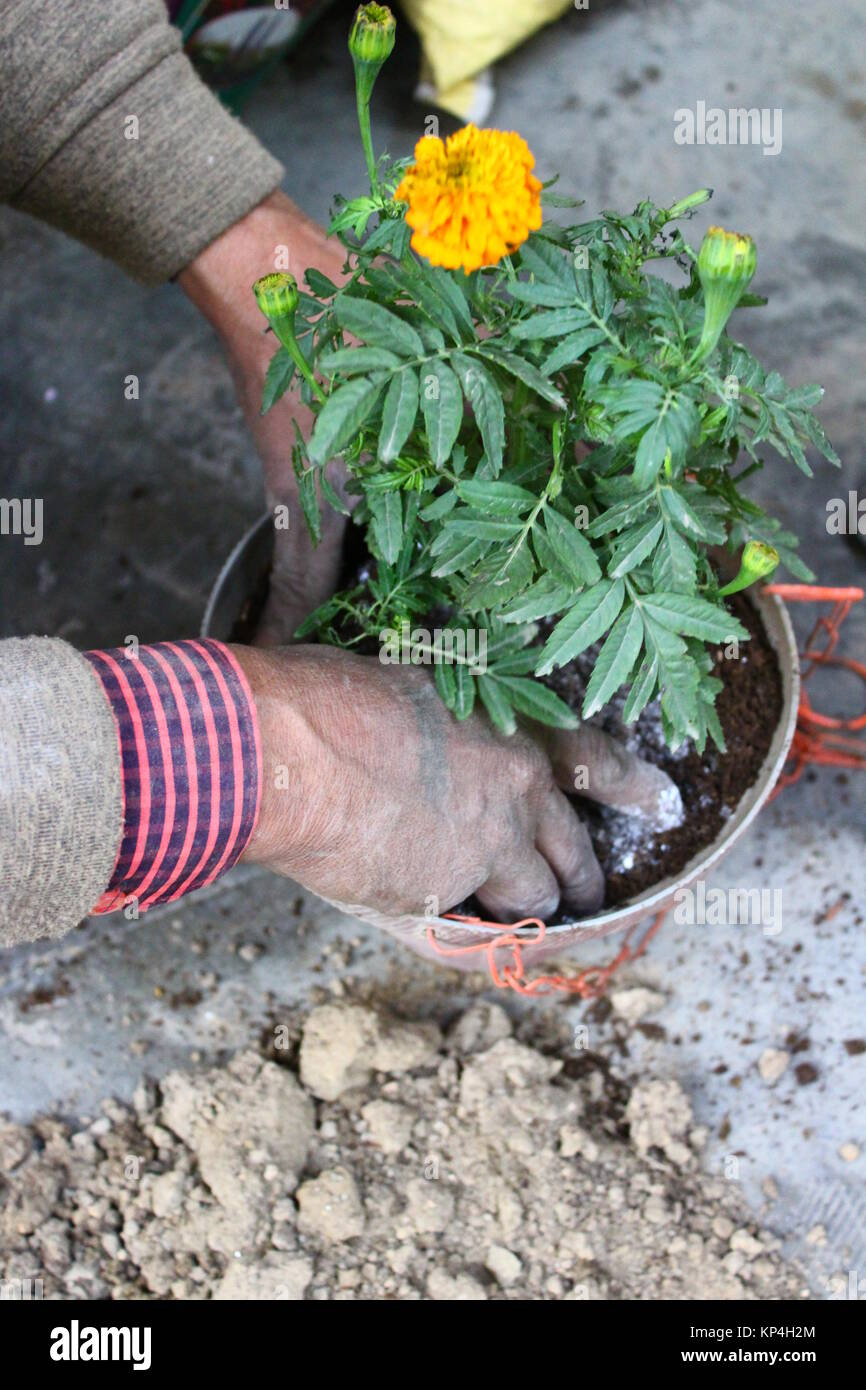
84 639 262 915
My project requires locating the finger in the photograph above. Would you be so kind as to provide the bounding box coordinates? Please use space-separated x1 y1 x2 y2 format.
535 785 605 916
544 724 683 829
476 845 561 924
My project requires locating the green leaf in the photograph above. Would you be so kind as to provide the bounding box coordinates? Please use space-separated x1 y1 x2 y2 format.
660 487 708 539
543 505 602 585
444 514 522 540
261 348 295 414
519 237 573 288
452 354 505 476
608 517 663 578
308 377 383 465
585 491 655 538
536 579 625 675
480 347 566 410
457 480 536 516
378 367 419 463
510 308 591 340
633 390 699 487
334 295 424 357
641 594 748 643
508 280 575 308
541 327 609 374
319 471 351 517
496 676 579 729
295 467 321 544
430 533 490 577
477 674 517 735
369 489 403 564
416 360 462 467
622 654 659 724
582 604 645 718
305 267 339 297
434 660 458 711
653 521 697 594
501 574 574 623
453 662 476 720
427 267 476 337
318 346 402 376
419 488 457 520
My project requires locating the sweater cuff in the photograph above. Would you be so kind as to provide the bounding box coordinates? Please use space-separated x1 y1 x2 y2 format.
84 640 262 914
4 4 284 284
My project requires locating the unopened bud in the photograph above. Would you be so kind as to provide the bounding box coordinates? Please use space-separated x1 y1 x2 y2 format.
253 272 299 322
718 540 779 597
349 4 396 66
693 226 757 363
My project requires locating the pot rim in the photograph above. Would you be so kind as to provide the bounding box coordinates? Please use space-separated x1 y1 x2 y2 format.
202 511 800 944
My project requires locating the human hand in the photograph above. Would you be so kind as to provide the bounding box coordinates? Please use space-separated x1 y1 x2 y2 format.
234 645 682 924
179 191 348 643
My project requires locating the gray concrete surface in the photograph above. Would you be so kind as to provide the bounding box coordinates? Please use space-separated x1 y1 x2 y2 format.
1 0 864 1296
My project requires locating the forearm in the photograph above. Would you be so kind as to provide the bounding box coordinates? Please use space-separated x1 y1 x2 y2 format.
0 0 283 284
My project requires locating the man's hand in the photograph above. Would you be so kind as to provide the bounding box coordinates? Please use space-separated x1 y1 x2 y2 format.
234 645 682 924
179 191 348 643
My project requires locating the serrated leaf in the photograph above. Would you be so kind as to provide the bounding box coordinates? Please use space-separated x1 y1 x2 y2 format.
458 479 536 515
653 521 697 594
318 346 402 376
369 489 403 564
308 376 383 464
519 237 573 287
510 308 591 340
430 534 490 577
541 327 609 374
585 491 655 537
641 593 748 643
536 579 625 675
378 367 419 462
334 295 424 357
452 353 505 475
633 390 699 487
477 674 517 735
582 604 645 718
608 517 663 578
543 505 602 585
622 653 659 724
419 488 457 520
508 280 575 308
419 360 463 466
496 676 579 729
480 347 566 410
434 660 458 711
453 662 476 719
261 347 295 414
660 486 708 538
501 574 574 623
319 471 351 517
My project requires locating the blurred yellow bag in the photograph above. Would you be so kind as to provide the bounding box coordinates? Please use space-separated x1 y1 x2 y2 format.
401 0 573 121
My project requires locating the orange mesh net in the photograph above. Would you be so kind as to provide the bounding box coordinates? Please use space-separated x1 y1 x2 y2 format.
428 582 865 997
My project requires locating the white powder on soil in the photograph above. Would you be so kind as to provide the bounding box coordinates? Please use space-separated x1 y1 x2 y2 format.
0 999 807 1301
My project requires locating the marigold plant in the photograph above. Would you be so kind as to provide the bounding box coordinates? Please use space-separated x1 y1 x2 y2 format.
254 4 839 751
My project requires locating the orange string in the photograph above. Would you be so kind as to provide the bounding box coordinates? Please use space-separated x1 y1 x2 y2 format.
428 584 865 997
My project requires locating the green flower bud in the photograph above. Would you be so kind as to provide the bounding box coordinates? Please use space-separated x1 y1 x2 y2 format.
693 225 757 363
718 540 779 597
666 188 713 221
253 272 299 322
349 4 396 67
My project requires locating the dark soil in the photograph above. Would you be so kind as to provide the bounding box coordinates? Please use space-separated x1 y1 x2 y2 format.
228 550 784 916
540 589 784 911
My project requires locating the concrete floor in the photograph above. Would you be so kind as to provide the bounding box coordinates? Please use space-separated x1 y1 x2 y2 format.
1 0 864 1296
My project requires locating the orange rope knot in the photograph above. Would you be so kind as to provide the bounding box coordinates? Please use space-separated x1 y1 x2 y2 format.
765 584 866 793
429 911 667 998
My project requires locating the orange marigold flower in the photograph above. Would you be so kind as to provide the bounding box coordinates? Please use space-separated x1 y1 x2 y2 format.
395 125 542 274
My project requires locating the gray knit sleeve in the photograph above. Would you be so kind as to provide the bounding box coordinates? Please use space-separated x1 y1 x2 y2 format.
0 637 122 948
0 0 285 284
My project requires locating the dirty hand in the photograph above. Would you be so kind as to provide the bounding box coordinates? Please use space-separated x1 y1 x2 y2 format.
234 645 682 923
179 191 348 644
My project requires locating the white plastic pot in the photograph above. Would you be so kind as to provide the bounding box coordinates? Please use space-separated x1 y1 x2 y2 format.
203 513 800 971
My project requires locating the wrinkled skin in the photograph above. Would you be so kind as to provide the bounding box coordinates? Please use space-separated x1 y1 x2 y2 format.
235 644 682 928
179 191 349 644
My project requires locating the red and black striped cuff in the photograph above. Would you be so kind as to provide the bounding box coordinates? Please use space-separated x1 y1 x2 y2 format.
84 639 262 915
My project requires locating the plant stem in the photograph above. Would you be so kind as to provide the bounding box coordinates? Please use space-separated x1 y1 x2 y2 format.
356 86 378 195
273 322 326 403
